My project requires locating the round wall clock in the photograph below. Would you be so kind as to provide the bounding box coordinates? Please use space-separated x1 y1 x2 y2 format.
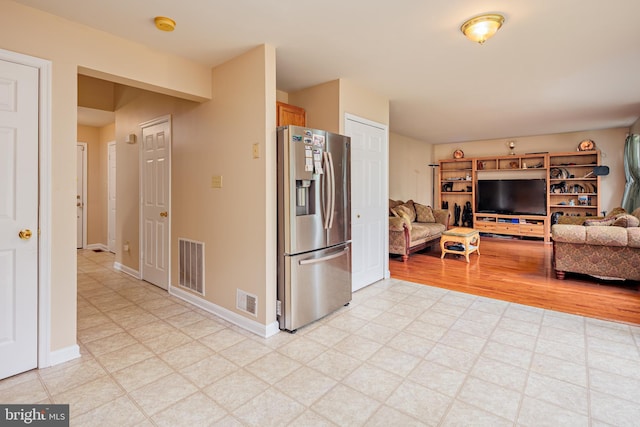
453 149 464 159
578 139 595 151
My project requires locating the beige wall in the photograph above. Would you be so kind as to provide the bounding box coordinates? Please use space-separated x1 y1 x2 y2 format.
339 79 390 132
289 80 340 132
289 79 390 133
389 132 434 206
276 90 289 104
171 45 277 325
78 75 115 111
1 1 211 353
432 128 629 213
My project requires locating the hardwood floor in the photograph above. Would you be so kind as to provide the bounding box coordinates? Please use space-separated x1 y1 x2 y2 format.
389 237 640 325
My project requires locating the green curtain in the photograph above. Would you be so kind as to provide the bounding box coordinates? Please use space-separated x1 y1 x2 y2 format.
622 134 640 212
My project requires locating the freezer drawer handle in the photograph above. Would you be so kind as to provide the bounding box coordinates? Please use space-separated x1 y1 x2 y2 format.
299 247 349 265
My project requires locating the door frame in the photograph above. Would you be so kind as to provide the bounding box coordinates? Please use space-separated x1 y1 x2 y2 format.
77 142 87 249
107 141 116 253
0 49 53 368
344 113 390 282
139 115 172 289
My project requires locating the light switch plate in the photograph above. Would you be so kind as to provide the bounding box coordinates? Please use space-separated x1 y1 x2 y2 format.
211 175 223 188
252 143 260 159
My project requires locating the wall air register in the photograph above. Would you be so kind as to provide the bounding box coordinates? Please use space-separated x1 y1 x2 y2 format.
178 238 204 295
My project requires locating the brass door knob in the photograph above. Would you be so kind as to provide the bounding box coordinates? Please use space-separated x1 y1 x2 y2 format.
18 229 32 240
160 211 168 218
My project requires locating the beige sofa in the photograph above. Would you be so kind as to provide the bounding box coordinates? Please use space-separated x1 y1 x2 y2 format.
551 208 640 280
389 199 450 262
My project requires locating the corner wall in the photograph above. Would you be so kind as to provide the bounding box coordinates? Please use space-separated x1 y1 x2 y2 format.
389 132 434 206
170 45 278 329
288 80 340 132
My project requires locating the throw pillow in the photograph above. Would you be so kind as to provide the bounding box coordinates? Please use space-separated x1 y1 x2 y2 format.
389 199 403 216
631 207 640 222
606 207 627 218
584 218 614 226
389 199 403 209
391 206 412 231
397 200 417 222
414 203 436 223
611 213 640 228
393 204 411 219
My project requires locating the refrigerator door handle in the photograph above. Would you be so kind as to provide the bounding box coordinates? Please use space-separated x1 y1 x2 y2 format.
299 246 349 265
327 151 336 229
322 152 331 230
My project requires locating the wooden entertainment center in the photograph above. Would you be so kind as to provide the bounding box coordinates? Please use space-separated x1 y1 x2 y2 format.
439 150 601 242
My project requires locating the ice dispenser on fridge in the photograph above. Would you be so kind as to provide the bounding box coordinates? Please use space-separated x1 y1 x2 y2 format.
295 180 314 216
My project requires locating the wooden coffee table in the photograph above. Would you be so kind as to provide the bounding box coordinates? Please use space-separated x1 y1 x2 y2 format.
440 227 480 262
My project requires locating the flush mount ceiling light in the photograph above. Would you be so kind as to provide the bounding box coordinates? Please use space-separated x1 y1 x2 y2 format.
154 16 176 32
461 14 504 44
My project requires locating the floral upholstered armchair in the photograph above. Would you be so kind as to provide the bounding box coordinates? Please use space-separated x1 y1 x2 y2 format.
551 208 640 280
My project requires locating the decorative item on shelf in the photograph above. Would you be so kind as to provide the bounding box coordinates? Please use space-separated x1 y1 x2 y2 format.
550 182 567 193
477 160 485 170
453 149 464 159
442 182 453 192
453 203 461 227
509 161 518 169
550 167 570 179
508 140 516 155
442 201 449 209
578 139 595 151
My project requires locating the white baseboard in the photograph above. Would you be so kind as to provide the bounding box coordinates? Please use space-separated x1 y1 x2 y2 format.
113 262 141 279
170 286 280 338
46 344 81 367
85 243 109 252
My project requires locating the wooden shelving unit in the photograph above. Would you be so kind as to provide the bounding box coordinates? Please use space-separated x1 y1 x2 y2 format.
439 158 474 227
548 151 601 219
438 150 601 242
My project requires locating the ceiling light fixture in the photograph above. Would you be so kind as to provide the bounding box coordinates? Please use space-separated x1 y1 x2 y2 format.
460 14 504 44
154 16 176 32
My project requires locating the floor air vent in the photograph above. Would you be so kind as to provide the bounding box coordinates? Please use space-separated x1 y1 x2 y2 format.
179 238 204 295
236 289 258 317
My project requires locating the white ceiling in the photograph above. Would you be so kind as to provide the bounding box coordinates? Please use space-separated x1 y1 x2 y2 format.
15 0 640 143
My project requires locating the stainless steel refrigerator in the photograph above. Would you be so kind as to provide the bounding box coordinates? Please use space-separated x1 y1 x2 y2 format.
277 125 352 332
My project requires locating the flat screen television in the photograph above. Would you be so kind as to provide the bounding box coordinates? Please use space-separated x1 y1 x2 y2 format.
476 179 547 216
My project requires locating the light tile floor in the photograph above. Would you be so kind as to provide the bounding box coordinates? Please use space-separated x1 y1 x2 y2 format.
2 249 640 426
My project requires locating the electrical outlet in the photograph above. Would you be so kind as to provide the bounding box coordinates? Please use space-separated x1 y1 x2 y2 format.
211 175 223 188
252 143 260 159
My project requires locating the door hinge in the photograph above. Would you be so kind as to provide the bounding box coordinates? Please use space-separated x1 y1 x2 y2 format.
276 300 282 316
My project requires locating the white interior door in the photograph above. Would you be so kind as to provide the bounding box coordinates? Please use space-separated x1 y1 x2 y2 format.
76 143 86 249
141 117 171 289
108 141 116 253
345 115 388 292
0 59 39 379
